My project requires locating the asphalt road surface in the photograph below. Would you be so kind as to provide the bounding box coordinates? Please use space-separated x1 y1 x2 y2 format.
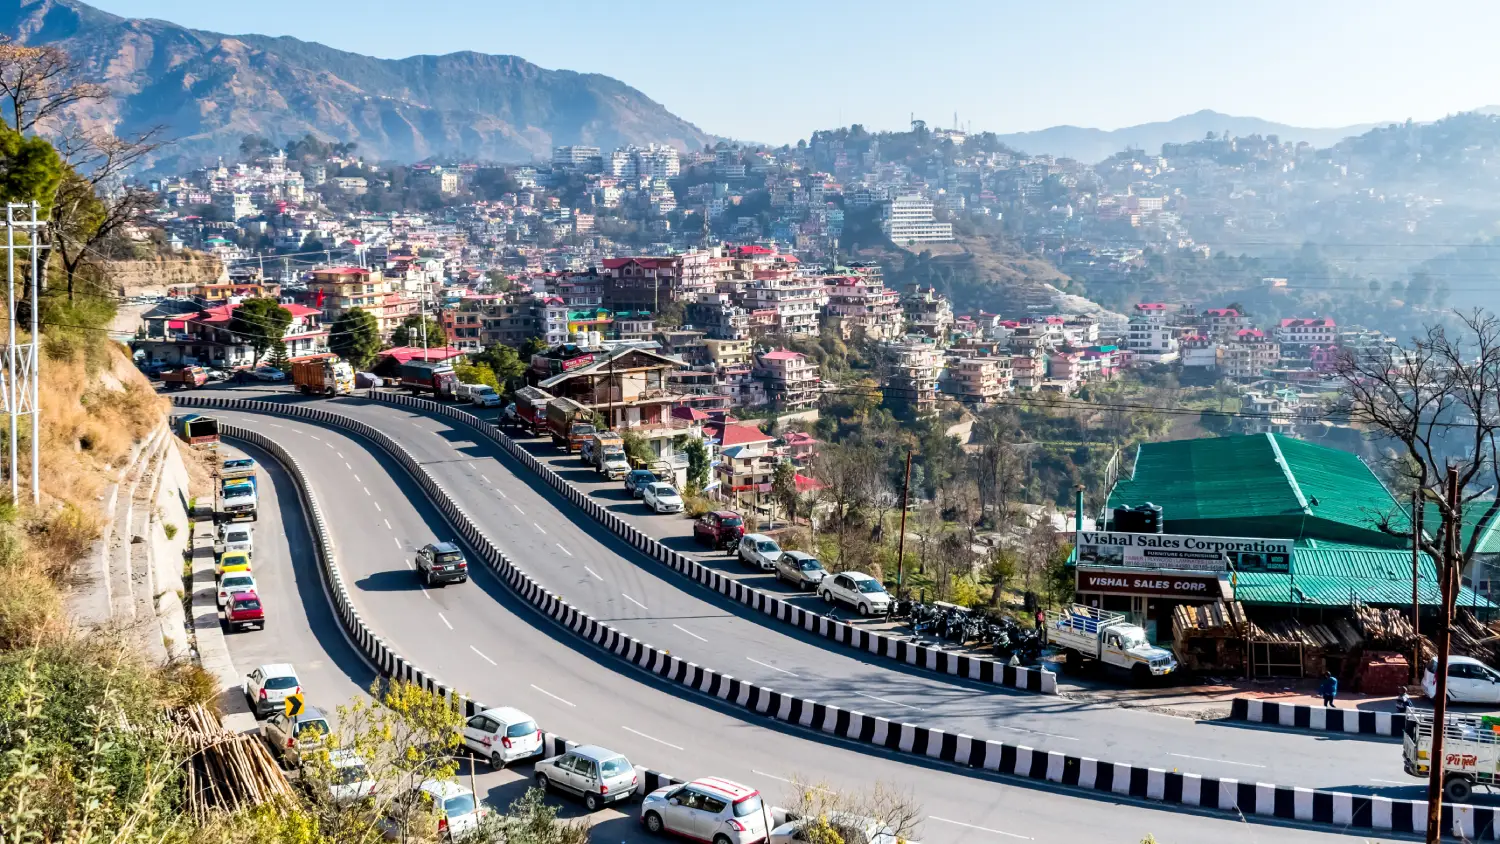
202 404 1411 842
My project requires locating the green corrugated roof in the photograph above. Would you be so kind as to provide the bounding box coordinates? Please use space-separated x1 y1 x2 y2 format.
1233 546 1494 609
1107 433 1408 547
1421 500 1500 555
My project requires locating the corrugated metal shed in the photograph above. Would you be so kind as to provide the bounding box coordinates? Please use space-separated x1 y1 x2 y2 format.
1232 546 1494 609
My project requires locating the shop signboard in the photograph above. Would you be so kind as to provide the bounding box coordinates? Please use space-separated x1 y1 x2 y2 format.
1076 569 1226 600
1074 530 1292 574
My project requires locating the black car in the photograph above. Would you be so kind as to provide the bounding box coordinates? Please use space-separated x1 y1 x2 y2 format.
415 541 469 586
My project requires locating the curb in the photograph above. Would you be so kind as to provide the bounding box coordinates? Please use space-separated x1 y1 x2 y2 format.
368 392 1055 696
1230 698 1406 739
174 396 1500 838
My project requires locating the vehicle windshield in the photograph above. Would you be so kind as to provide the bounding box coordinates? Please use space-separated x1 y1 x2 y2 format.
224 489 252 500
335 764 369 785
856 579 886 594
1121 633 1149 649
505 720 538 738
443 794 476 817
223 555 249 565
223 577 254 588
436 552 464 564
227 532 251 543
733 794 764 818
801 559 823 571
757 541 779 552
296 720 329 740
265 676 298 690
599 756 632 777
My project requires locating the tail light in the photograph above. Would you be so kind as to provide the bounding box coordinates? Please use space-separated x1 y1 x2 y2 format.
259 689 267 699
534 729 542 744
728 820 747 832
600 783 609 794
501 736 512 749
632 774 638 786
438 816 448 833
287 737 295 748
457 561 467 569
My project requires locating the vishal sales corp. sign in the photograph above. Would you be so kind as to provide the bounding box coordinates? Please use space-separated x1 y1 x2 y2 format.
1074 531 1293 573
1076 570 1225 599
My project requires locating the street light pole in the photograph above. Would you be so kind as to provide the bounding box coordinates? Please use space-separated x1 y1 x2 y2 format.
896 448 913 598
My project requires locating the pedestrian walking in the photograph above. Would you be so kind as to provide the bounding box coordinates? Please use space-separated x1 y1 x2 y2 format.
1319 671 1338 708
1034 608 1045 631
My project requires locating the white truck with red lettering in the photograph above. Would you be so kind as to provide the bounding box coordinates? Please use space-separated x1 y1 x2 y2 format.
1403 709 1500 802
1046 604 1177 682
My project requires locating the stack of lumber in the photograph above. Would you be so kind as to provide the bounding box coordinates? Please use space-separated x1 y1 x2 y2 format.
173 705 294 822
1248 616 1363 651
1173 601 1249 635
1354 605 1418 649
1449 610 1500 666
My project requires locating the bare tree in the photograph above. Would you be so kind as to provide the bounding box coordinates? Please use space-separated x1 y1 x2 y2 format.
1333 309 1500 842
51 127 166 299
782 777 923 844
0 38 106 136
814 443 877 571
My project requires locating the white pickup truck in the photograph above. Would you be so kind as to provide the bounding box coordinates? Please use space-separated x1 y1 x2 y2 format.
1403 709 1500 802
1046 604 1177 682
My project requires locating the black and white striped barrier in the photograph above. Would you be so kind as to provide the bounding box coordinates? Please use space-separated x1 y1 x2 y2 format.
367 392 1055 696
217 424 682 798
184 398 1500 838
1230 698 1406 738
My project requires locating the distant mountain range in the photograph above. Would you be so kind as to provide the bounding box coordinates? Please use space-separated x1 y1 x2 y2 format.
993 109 1386 163
0 0 716 167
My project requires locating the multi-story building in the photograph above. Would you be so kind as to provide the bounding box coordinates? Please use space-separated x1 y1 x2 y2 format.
601 257 682 311
703 337 752 369
614 311 655 342
882 194 954 244
1011 348 1044 391
1223 329 1281 380
901 285 954 340
305 267 419 338
714 423 779 509
1131 302 1170 326
739 275 825 336
945 355 1012 404
881 338 942 418
1204 307 1248 338
1125 316 1180 364
481 298 541 349
718 362 767 408
1276 317 1337 347
137 301 328 369
534 345 696 464
1180 335 1219 370
552 145 602 171
686 293 749 340
823 275 904 340
756 349 820 410
539 296 569 346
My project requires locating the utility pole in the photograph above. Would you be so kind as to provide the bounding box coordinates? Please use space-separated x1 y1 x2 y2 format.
1425 466 1461 844
1412 486 1423 684
2 203 44 505
896 448 913 598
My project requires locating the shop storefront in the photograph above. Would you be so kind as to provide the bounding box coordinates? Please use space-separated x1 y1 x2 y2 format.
1074 569 1230 643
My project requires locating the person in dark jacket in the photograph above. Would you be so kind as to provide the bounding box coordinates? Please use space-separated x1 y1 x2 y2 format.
1319 671 1338 707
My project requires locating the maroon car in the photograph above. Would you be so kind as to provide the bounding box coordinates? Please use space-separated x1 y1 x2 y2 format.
693 511 745 551
226 590 265 632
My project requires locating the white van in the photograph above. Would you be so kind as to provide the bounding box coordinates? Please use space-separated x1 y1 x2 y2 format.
457 383 502 407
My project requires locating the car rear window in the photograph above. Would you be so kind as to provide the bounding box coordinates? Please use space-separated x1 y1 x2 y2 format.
296 719 329 739
233 598 261 611
223 576 253 588
757 541 778 552
228 531 250 542
733 794 764 818
443 794 476 817
505 720 537 738
436 552 464 564
335 764 369 785
801 559 822 571
721 517 743 527
856 579 886 594
265 676 298 690
599 756 631 777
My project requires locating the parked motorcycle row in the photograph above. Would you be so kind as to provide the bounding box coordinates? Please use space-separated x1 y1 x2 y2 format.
886 601 1045 665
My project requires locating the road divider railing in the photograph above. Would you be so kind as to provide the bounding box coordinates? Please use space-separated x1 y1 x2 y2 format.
1230 698 1406 738
368 392 1055 696
215 423 683 798
179 396 1500 838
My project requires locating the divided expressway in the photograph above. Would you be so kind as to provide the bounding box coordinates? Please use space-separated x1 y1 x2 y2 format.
206 396 1404 842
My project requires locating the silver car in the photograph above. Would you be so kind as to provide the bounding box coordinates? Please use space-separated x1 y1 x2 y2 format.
534 744 638 811
774 551 826 591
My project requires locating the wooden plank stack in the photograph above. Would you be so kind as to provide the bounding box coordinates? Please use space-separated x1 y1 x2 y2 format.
1353 605 1418 649
1173 601 1251 673
173 704 295 823
1173 601 1249 635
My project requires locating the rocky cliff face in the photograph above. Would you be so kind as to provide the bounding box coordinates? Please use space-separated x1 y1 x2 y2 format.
0 0 715 167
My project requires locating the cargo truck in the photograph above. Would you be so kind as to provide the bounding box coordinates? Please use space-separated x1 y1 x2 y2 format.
398 360 460 400
505 386 554 435
545 397 595 452
1046 604 1177 682
292 357 355 396
581 431 630 479
161 366 208 389
218 476 258 522
173 414 220 446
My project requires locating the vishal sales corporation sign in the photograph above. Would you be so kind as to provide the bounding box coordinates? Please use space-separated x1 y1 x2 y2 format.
1074 531 1293 574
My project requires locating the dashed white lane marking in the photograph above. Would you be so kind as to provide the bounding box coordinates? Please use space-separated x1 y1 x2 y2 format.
374 501 382 512
469 462 478 469
470 646 496 666
927 817 1033 840
853 691 923 711
747 657 798 677
992 724 1078 742
439 612 453 630
533 523 546 534
420 586 430 600
324 442 334 449
512 504 525 515
364 487 371 496
395 537 404 550
481 474 491 483
621 726 683 751
384 519 392 530
308 435 320 441
621 593 648 610
353 474 361 483
337 452 344 459
496 488 508 499
557 544 573 557
583 566 602 580
672 624 707 642
1169 753 1265 768
268 423 284 428
345 462 352 471
531 685 575 707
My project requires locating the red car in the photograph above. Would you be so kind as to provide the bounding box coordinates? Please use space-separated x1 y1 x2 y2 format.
693 511 745 551
226 590 265 632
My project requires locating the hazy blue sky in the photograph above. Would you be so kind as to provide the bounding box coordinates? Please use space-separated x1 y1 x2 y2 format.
91 0 1500 143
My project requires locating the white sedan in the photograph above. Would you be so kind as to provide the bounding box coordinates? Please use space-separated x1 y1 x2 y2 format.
642 482 684 514
252 366 286 382
217 572 258 608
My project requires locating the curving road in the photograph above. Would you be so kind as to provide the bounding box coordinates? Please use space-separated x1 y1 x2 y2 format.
208 406 1383 844
257 394 1428 800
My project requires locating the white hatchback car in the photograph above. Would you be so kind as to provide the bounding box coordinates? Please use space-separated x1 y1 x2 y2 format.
819 571 892 616
643 483 684 514
461 706 543 769
737 534 782 571
244 663 301 718
1424 655 1500 703
641 777 768 844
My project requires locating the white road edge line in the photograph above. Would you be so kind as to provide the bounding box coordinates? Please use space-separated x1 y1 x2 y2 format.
1168 753 1265 768
530 685 576 707
747 657 798 677
927 817 1033 840
621 726 684 751
438 612 453 630
853 691 923 711
672 624 707 642
556 544 573 557
583 566 602 580
622 593 648 610
470 646 496 666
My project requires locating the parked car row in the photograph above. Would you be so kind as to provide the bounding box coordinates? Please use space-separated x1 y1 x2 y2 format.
214 473 265 632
